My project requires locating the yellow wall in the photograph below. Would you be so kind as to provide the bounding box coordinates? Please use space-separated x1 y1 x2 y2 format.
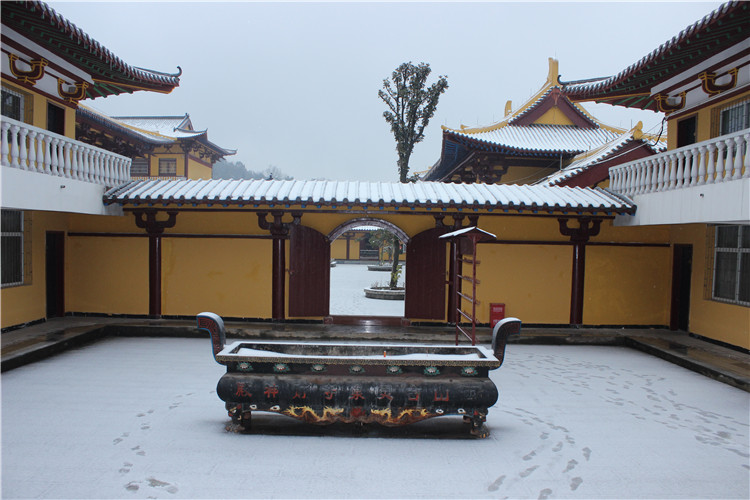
1 79 76 139
331 238 348 259
669 224 750 349
6 207 747 349
149 151 185 177
476 243 572 324
186 157 212 180
0 211 68 328
667 88 750 148
162 238 271 318
67 236 149 315
583 246 671 325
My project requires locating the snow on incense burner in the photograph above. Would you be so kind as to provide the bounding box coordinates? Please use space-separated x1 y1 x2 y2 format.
197 312 520 438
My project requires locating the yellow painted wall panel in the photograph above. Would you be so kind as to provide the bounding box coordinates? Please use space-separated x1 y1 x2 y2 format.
187 159 212 180
161 238 271 318
583 246 671 325
475 244 572 324
66 236 148 315
331 239 347 259
1 211 68 328
670 224 750 349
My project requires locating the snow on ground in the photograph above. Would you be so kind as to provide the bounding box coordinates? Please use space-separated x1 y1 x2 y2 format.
329 262 404 316
2 337 748 499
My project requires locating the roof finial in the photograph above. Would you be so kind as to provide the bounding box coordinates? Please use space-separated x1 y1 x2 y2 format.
632 121 643 140
504 100 512 117
547 57 560 86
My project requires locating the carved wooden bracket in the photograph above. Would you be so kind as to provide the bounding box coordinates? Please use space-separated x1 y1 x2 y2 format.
654 92 686 114
8 54 47 85
558 217 601 242
57 79 89 102
133 210 178 235
699 68 738 96
257 211 300 237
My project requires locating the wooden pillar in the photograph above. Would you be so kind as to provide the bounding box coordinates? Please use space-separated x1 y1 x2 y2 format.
258 212 290 321
133 210 178 318
558 217 601 326
272 236 285 320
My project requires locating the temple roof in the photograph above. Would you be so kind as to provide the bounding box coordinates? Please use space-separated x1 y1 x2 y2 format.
536 125 664 187
561 1 748 110
1 1 181 98
112 115 207 140
423 59 636 182
444 124 620 157
103 179 635 216
77 107 236 157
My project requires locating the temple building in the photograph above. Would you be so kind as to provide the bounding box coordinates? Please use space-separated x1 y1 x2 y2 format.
76 107 236 180
2 1 748 354
423 58 665 185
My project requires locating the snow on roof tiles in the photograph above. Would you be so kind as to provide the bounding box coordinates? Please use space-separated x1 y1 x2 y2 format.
450 124 619 154
104 179 635 215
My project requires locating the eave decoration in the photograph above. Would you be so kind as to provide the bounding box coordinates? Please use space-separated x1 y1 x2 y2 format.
654 92 686 114
57 79 89 102
8 53 47 85
699 68 738 96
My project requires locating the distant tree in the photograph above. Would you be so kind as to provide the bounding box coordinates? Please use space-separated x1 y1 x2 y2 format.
213 160 292 180
378 62 448 183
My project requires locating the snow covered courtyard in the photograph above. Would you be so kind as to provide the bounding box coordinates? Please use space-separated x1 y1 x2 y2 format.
329 262 405 316
2 337 748 499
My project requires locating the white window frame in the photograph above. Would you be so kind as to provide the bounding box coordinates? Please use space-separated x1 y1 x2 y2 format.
712 225 750 306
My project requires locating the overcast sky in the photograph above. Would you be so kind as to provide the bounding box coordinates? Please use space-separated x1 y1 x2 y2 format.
52 1 723 182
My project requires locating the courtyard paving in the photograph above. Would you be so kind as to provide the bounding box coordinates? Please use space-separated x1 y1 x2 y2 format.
2 336 748 499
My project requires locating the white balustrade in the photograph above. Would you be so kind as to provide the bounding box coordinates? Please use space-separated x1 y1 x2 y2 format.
1 116 131 186
610 128 749 196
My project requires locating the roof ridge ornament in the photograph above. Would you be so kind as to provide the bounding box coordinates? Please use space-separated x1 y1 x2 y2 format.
546 57 561 86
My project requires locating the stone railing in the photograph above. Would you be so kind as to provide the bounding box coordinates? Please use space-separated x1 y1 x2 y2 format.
1 116 131 186
610 128 749 197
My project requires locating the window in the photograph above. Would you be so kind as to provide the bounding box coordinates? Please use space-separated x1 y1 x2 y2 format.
720 99 750 135
1 86 25 121
158 158 177 177
712 225 750 306
1 210 24 287
46 103 65 135
131 158 150 177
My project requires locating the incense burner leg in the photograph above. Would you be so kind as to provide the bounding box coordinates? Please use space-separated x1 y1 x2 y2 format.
227 403 253 431
467 411 490 438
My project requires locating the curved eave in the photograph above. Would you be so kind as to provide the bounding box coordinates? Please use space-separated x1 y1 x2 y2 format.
2 1 181 98
561 1 748 109
446 130 584 158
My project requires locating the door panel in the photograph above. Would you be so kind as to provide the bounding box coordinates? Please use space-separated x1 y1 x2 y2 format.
288 224 330 317
405 227 447 320
46 231 64 318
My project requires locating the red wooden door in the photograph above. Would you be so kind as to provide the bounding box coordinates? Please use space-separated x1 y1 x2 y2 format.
288 224 330 317
405 227 447 320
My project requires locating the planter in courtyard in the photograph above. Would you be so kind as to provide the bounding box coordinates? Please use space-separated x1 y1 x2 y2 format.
367 264 393 271
364 286 405 300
